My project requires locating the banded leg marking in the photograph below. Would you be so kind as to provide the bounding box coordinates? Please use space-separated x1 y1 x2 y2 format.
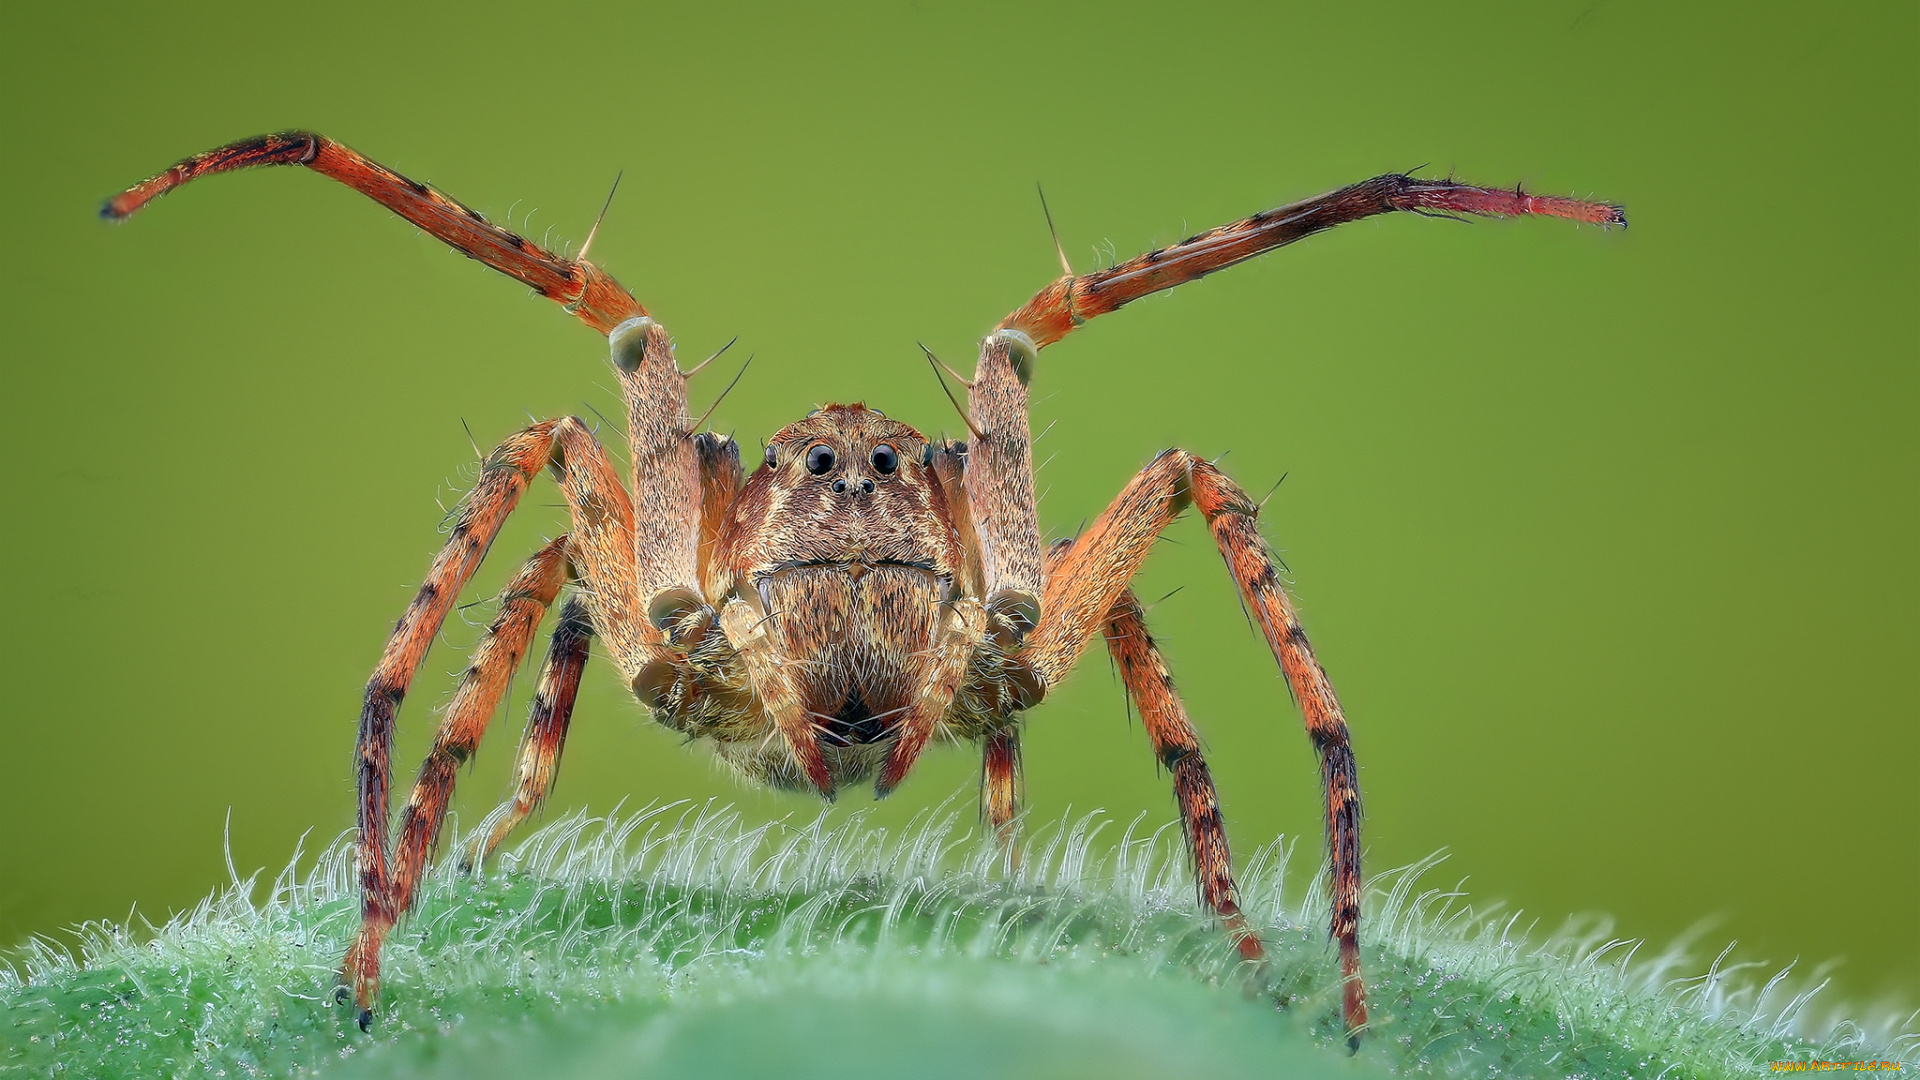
998 173 1625 348
462 594 595 871
1017 449 1366 1039
345 536 568 1026
104 131 647 334
1103 588 1258 960
345 417 660 1026
352 423 557 956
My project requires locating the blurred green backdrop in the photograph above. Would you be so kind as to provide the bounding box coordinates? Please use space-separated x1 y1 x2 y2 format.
2 0 1912 1011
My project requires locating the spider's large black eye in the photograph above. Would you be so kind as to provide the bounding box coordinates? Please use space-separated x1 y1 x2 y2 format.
763 445 778 468
805 444 836 475
870 444 898 475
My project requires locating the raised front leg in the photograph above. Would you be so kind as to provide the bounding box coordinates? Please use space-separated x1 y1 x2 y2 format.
103 129 700 772
104 131 648 333
102 129 717 703
1015 450 1367 1044
961 169 1621 693
997 173 1624 347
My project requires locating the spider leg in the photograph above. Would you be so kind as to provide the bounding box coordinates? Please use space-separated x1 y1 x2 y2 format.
1103 587 1260 962
1013 450 1366 1043
959 167 1620 702
461 594 596 872
997 173 1625 347
343 538 568 1024
345 417 663 1026
973 530 1077 845
108 133 741 1015
107 135 712 660
108 135 715 683
952 173 1618 686
980 545 1248 948
979 728 1022 846
611 319 704 633
104 132 646 334
959 333 1046 666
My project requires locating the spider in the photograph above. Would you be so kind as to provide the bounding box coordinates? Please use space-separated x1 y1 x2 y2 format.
106 133 1623 1046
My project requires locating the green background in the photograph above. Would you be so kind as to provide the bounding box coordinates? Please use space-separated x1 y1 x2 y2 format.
2 0 1913 1014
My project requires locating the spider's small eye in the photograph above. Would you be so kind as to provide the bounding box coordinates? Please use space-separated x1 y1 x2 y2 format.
871 444 898 475
805 444 836 475
764 445 777 468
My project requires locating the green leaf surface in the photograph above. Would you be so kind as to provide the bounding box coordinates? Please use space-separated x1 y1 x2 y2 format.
4 807 1910 1079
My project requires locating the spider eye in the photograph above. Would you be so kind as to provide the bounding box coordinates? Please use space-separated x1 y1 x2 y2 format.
870 444 898 475
805 444 836 475
763 445 777 468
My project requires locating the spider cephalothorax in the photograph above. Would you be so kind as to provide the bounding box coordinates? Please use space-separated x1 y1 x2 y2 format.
106 132 1623 1045
699 402 979 792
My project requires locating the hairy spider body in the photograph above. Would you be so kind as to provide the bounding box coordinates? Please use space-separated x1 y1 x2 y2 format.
698 403 978 790
106 132 1624 1047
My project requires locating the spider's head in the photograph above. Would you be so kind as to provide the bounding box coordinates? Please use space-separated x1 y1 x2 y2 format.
717 403 960 578
763 403 924 496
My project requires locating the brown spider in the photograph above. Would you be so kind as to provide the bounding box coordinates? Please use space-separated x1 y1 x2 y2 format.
106 133 1623 1045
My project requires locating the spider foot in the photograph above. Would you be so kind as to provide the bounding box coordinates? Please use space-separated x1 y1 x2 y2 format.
330 979 375 1031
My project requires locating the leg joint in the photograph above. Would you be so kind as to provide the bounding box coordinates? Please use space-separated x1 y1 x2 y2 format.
1146 447 1201 514
1157 741 1197 770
